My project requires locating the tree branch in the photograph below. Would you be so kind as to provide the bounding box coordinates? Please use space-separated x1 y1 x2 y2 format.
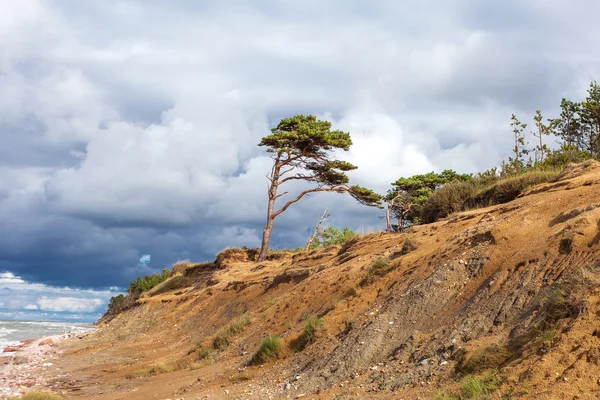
279 166 295 177
272 186 348 219
279 174 317 184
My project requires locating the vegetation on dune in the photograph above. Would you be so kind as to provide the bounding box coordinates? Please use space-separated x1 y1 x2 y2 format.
101 81 600 323
296 315 323 350
421 169 560 223
103 268 171 322
308 226 357 249
385 80 600 228
212 314 252 351
360 257 398 286
435 371 502 400
385 170 472 231
14 393 63 400
128 268 171 296
249 335 282 365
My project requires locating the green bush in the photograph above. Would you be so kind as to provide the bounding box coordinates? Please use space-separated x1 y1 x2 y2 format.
102 293 136 322
249 335 281 365
310 226 356 248
101 268 172 322
129 268 171 296
539 145 593 169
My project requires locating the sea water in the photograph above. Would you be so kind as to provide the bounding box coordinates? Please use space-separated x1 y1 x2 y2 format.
0 320 94 349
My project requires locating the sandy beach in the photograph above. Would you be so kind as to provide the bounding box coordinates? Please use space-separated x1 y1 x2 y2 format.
1 332 90 399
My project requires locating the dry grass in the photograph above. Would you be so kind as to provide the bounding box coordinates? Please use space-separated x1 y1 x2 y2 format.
212 314 252 351
149 275 192 296
421 181 477 224
15 394 63 400
465 169 560 210
422 169 561 223
458 343 513 374
360 257 397 286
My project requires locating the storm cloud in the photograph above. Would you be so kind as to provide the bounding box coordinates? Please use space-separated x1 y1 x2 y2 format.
1 0 599 319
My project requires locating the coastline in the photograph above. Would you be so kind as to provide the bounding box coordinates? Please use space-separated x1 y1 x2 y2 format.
1 331 91 399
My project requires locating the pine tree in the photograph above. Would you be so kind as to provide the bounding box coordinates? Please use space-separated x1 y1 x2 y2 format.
257 115 382 261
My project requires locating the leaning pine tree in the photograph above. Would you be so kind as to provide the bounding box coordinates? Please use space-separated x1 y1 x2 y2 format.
257 114 382 262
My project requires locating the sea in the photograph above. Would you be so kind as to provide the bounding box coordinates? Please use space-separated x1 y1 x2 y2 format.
0 320 95 350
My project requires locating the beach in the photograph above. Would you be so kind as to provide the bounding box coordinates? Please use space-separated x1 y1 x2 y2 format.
1 329 92 398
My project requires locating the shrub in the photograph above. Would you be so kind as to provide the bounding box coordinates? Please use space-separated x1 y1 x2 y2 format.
434 391 459 400
341 318 353 334
230 371 252 382
539 145 593 169
104 294 136 318
310 226 357 249
249 335 281 365
196 347 214 361
147 362 173 375
129 269 171 296
421 181 477 224
101 269 173 322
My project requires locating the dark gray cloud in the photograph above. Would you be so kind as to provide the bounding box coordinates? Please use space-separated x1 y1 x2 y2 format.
0 0 599 320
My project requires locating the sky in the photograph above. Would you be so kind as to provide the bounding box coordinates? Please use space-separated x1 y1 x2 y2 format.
1 0 599 322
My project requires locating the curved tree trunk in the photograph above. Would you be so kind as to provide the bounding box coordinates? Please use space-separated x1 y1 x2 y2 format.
258 196 276 262
258 160 281 262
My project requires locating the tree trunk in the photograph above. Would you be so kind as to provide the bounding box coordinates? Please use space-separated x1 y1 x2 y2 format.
385 204 391 233
258 205 275 262
539 134 543 162
258 161 281 262
305 208 328 250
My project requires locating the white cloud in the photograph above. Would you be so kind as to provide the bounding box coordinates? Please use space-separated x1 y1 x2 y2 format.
0 0 599 297
0 270 121 320
37 296 104 313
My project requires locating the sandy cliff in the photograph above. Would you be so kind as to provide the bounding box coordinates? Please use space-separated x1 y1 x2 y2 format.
39 161 600 399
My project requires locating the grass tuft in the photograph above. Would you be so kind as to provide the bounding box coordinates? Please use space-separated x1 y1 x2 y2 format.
297 315 323 350
212 314 252 351
249 335 281 365
360 257 397 286
15 394 63 400
459 372 502 399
